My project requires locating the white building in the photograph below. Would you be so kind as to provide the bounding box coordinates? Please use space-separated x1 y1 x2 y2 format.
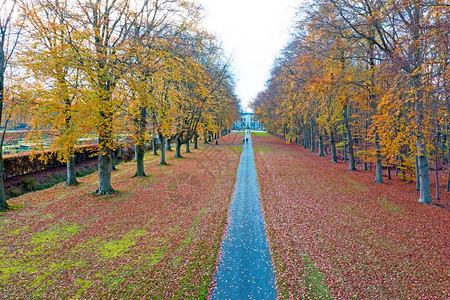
232 112 264 131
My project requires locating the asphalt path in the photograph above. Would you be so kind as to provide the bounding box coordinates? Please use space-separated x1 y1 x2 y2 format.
212 133 277 299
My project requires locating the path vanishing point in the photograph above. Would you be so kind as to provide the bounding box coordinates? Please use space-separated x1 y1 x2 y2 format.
212 132 277 299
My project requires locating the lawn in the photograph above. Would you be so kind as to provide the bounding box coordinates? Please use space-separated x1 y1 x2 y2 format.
0 134 242 299
252 134 449 299
250 131 270 136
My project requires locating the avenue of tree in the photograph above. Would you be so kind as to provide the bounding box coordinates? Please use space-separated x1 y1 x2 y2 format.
0 0 239 209
253 0 448 204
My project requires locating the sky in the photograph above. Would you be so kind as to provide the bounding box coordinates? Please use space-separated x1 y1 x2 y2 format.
196 0 300 112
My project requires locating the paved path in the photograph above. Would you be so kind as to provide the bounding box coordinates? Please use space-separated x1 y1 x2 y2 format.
212 133 277 299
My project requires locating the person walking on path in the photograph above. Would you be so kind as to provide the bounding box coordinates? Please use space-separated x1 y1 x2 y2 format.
216 138 219 145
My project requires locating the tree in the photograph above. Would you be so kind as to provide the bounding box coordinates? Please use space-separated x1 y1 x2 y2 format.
0 0 21 210
20 0 88 186
254 0 448 204
123 0 202 175
71 0 132 195
326 0 439 202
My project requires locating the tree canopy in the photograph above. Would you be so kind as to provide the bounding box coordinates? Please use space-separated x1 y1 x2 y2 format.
0 0 239 206
252 0 448 203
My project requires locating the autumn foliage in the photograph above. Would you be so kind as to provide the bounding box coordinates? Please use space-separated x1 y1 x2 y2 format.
252 0 449 203
0 0 240 208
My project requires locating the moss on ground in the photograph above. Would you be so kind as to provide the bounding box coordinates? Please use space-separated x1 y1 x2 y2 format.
301 254 332 300
380 197 403 215
98 229 147 259
0 223 82 287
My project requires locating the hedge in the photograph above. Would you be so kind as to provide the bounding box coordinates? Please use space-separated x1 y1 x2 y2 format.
3 145 135 180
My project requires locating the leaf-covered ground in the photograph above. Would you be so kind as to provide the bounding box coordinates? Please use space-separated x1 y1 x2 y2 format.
252 134 449 299
0 134 242 299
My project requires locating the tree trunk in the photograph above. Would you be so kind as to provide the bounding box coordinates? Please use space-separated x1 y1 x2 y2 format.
0 11 9 210
135 143 146 177
368 33 381 181
374 131 383 182
415 155 420 191
411 5 431 204
134 144 138 160
152 138 158 155
435 140 440 200
0 154 7 210
185 140 190 153
111 149 117 170
174 137 182 158
343 104 356 170
159 134 167 165
194 134 199 149
303 125 308 148
364 162 368 171
134 104 147 176
310 119 315 152
442 133 446 165
66 155 79 185
387 166 391 180
95 114 115 196
318 134 324 157
96 148 114 195
330 130 338 163
415 93 431 202
417 148 431 203
166 139 172 151
203 133 208 144
344 146 347 163
399 154 406 180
